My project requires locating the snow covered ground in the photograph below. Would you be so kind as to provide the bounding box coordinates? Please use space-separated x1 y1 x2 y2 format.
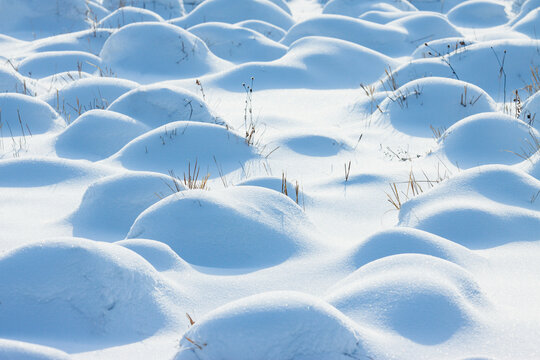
0 0 539 359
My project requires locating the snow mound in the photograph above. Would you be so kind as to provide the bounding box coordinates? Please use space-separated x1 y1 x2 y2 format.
25 29 113 56
236 20 286 42
0 0 89 40
171 0 295 30
17 51 101 79
280 15 411 57
327 254 487 345
447 0 509 28
399 165 540 248
0 339 71 360
358 10 409 24
41 77 138 121
438 112 539 168
0 93 63 136
70 171 180 240
386 40 540 102
109 121 257 176
102 0 184 20
116 239 191 272
188 22 287 64
107 84 216 128
98 6 164 29
55 109 149 161
237 176 305 203
510 0 540 25
0 158 100 187
347 227 481 268
512 8 540 39
388 13 462 47
174 291 366 360
445 40 540 101
408 0 465 12
375 77 496 137
99 22 229 83
323 0 417 17
0 238 170 349
127 186 319 268
411 37 475 59
0 66 27 93
212 36 396 90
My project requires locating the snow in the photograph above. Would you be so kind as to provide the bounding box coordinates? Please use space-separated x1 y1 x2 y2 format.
175 291 367 360
99 22 230 83
97 7 165 29
1 0 540 359
127 186 321 268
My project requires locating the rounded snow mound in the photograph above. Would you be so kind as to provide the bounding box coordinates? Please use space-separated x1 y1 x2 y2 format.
55 109 149 161
17 51 101 79
127 186 319 268
41 77 138 121
188 22 287 64
0 339 71 360
327 254 488 345
0 157 99 187
323 0 417 17
174 291 367 360
510 0 540 25
107 84 216 128
358 10 410 24
109 121 257 176
375 77 496 137
399 165 540 248
171 0 294 30
445 40 540 102
70 171 180 240
212 36 396 90
237 176 306 203
98 6 164 28
0 0 89 40
236 20 286 42
347 227 481 268
393 40 540 102
99 22 229 83
102 0 184 20
447 0 509 28
411 37 475 59
0 66 27 93
0 238 170 348
280 15 411 57
388 13 462 47
408 0 465 12
0 93 63 136
439 112 539 168
116 239 191 272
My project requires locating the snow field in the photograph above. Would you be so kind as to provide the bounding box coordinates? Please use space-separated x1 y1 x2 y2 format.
0 0 539 359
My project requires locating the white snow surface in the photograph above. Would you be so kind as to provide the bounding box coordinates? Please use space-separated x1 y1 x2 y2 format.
1 0 540 359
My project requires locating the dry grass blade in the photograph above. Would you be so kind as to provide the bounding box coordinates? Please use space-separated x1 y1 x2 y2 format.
184 336 203 350
183 160 210 190
386 183 402 210
281 171 288 196
186 313 195 326
344 161 351 182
